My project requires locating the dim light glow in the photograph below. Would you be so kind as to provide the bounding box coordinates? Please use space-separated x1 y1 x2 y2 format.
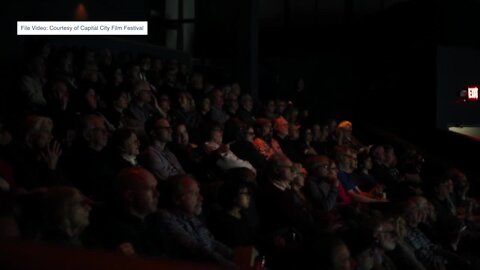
448 126 480 141
74 3 89 21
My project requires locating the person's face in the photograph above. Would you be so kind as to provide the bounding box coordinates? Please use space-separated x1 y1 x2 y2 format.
114 68 123 84
364 156 373 170
328 162 339 179
350 153 358 170
86 67 99 83
211 129 223 145
312 125 321 139
293 174 305 188
85 88 97 109
241 95 253 112
226 98 239 113
332 244 352 270
114 92 129 110
303 128 313 142
436 181 451 198
261 123 273 138
141 57 151 71
174 125 189 146
33 125 53 150
376 222 397 251
166 70 177 84
356 248 375 270
329 120 338 134
266 101 275 113
68 190 91 230
179 94 189 110
54 82 69 105
276 158 294 183
288 125 299 140
374 147 386 163
154 119 173 142
179 178 203 216
200 98 211 112
416 198 429 222
130 65 141 81
385 150 397 167
321 125 330 139
87 119 108 150
447 179 454 194
406 204 421 227
245 127 255 143
275 119 289 137
124 133 140 156
138 86 152 104
315 161 331 178
275 101 287 114
236 187 251 209
213 90 224 107
158 95 171 112
132 173 159 215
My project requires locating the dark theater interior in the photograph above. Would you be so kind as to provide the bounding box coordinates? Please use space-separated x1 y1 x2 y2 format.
2 1 480 269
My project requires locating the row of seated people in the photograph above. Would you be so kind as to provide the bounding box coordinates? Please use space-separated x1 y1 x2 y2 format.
0 44 479 269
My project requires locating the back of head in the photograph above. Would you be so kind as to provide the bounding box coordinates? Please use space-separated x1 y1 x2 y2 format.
42 187 79 229
115 167 154 200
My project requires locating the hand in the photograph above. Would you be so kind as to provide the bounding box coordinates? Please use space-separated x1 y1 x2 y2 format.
41 141 62 170
328 177 340 188
217 144 229 154
151 93 163 113
117 242 136 256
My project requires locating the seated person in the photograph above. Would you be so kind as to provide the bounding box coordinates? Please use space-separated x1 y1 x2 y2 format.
210 180 257 248
204 125 256 175
335 146 387 204
41 187 91 247
89 167 161 257
154 174 234 267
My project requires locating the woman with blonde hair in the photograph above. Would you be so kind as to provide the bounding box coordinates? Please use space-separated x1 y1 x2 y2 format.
12 115 63 190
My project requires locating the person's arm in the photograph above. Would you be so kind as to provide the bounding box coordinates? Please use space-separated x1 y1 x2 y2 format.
160 212 234 266
253 139 272 160
347 189 384 203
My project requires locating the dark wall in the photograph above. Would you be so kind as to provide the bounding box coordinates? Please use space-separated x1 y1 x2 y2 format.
436 47 480 129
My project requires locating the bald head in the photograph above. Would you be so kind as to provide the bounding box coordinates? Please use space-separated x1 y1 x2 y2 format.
168 174 203 216
269 154 294 183
116 168 159 217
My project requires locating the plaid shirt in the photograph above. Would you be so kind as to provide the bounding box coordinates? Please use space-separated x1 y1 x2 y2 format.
405 226 445 269
157 209 233 266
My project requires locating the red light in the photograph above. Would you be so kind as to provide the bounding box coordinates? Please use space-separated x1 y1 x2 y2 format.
467 87 479 100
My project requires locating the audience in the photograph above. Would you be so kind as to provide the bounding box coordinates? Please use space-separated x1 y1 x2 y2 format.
3 42 478 270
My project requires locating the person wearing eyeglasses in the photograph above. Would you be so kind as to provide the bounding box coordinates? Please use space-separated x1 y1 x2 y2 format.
305 155 340 213
335 146 387 204
210 180 256 248
139 116 184 182
256 154 314 269
127 81 160 126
